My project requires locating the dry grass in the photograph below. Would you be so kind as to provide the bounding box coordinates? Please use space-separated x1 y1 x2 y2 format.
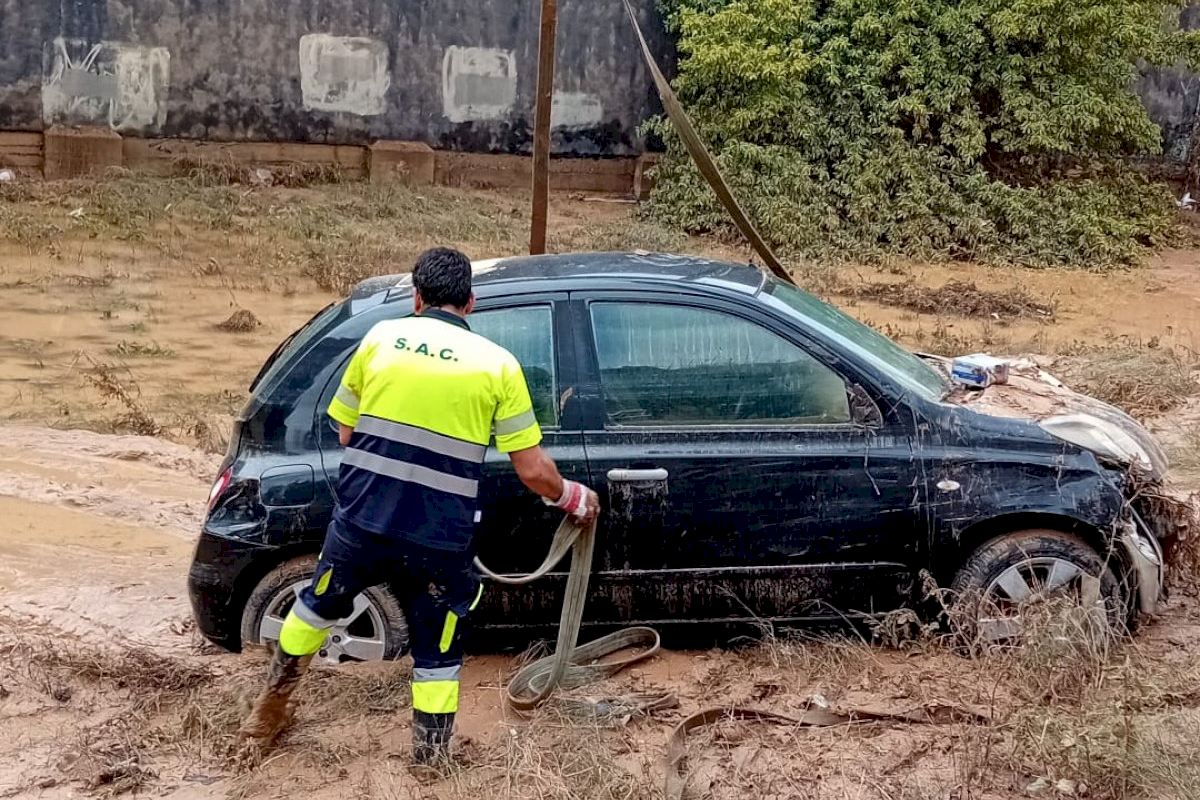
971 599 1116 705
4 635 215 701
877 315 1023 357
492 708 652 800
3 173 704 290
69 717 158 797
83 358 162 436
0 632 235 791
1053 344 1198 417
58 271 119 288
176 155 347 188
188 417 230 454
107 339 176 359
0 629 251 783
306 663 412 715
688 587 1200 800
847 279 1057 320
1000 668 1200 800
301 242 395 295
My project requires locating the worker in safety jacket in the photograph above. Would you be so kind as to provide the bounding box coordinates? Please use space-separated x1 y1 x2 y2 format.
238 247 600 765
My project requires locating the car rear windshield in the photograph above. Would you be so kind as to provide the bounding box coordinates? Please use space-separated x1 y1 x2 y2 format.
250 301 347 397
761 281 948 400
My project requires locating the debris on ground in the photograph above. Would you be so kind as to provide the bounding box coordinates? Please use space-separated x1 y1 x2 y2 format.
1051 346 1198 418
849 279 1057 320
216 309 263 332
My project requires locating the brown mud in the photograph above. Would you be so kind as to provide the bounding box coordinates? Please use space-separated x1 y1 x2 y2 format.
0 436 1197 800
2 181 1200 798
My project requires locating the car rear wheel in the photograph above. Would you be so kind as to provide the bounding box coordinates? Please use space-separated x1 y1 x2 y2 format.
239 555 408 665
950 530 1126 647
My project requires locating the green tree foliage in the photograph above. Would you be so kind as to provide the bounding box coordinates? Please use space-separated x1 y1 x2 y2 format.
649 0 1185 267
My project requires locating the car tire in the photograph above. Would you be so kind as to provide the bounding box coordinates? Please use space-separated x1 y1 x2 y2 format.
949 529 1126 647
239 555 409 663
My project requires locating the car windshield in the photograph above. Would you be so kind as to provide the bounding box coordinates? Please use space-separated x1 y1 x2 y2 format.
761 281 949 400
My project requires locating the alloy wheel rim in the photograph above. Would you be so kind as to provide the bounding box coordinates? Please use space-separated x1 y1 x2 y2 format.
977 556 1108 643
257 579 388 665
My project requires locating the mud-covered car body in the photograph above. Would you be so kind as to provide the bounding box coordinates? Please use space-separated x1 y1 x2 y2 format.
188 253 1166 652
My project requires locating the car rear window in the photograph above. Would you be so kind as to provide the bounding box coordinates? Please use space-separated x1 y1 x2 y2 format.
250 301 347 397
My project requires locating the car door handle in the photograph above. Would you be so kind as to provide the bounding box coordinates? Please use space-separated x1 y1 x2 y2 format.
607 468 669 483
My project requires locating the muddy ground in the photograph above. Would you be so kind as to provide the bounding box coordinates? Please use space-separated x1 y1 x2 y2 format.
2 175 1200 799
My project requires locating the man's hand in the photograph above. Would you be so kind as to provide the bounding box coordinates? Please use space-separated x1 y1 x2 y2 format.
509 446 601 524
546 479 601 525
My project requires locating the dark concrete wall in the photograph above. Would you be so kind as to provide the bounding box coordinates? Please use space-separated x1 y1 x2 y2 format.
0 0 671 156
5 1 1200 164
1138 6 1200 163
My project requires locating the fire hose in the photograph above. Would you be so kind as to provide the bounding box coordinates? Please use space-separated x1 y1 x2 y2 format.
474 516 987 800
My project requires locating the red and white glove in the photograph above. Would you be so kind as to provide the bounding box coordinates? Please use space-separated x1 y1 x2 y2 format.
544 479 596 520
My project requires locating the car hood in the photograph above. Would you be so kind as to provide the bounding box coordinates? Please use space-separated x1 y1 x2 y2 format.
935 356 1169 479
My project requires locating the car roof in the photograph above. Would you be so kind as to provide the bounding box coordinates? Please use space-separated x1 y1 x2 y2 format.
351 251 769 301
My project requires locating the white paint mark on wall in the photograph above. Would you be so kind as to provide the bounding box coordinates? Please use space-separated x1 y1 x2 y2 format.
42 38 169 131
442 46 517 123
299 34 390 116
551 91 603 129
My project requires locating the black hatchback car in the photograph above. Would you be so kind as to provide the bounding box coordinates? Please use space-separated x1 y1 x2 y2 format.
189 252 1167 663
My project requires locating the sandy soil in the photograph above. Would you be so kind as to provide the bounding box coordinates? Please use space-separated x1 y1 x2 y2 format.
845 248 1200 353
3 180 1200 799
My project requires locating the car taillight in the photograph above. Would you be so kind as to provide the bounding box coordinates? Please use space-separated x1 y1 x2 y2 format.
207 467 233 514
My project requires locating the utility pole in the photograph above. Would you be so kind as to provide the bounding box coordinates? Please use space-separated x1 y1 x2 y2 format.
529 0 557 255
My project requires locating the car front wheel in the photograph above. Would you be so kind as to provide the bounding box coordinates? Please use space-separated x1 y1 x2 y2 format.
950 529 1126 647
239 555 409 665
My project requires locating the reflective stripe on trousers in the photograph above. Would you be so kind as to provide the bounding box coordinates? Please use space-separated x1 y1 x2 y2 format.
279 600 335 656
437 584 484 654
412 665 461 714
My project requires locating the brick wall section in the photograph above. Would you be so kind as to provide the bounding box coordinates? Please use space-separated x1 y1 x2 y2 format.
434 151 635 193
12 130 643 194
369 141 435 186
0 132 42 175
43 126 122 180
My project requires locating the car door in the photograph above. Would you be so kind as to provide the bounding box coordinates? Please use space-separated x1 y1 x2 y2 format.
315 294 588 631
573 291 921 626
466 296 592 632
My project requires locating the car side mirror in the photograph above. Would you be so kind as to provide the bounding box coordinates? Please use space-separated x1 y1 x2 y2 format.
848 384 883 428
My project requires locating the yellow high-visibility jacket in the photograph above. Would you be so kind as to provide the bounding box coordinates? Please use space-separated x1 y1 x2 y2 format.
327 308 542 550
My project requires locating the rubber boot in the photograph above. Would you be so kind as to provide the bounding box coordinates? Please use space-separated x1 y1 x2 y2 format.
411 710 455 766
237 647 313 746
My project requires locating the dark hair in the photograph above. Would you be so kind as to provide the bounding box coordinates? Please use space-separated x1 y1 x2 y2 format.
412 247 473 308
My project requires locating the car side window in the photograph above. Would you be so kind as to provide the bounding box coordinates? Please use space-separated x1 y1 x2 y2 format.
470 305 558 428
590 302 851 427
